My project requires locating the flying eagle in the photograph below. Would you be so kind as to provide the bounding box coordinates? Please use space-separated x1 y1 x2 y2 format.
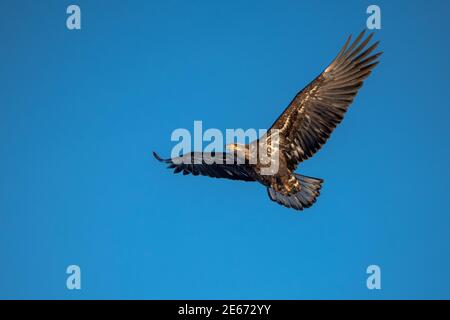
154 30 381 211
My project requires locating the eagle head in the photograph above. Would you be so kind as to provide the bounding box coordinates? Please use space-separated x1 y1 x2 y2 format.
226 143 250 160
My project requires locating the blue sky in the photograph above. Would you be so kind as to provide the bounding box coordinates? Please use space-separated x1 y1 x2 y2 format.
0 0 449 299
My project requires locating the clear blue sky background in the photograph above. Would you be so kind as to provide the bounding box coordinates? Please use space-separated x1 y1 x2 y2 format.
0 0 449 299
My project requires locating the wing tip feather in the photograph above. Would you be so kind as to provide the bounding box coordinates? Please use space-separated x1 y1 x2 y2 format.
153 151 168 163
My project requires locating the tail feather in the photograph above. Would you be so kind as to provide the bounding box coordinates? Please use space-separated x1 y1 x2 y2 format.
267 174 323 211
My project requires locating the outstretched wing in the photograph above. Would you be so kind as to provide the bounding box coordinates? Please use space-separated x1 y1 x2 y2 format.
268 30 382 171
153 151 256 181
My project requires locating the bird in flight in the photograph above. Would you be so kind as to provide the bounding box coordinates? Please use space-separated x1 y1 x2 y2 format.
154 30 381 211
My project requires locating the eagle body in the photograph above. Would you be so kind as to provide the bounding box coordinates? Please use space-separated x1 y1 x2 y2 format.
154 31 381 211
236 145 301 195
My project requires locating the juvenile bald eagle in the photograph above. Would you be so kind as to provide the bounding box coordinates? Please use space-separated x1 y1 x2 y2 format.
154 30 381 211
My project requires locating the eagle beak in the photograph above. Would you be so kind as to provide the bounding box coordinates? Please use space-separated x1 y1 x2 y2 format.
227 144 245 152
